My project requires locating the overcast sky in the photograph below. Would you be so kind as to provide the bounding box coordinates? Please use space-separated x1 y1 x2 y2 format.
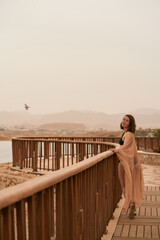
0 0 160 115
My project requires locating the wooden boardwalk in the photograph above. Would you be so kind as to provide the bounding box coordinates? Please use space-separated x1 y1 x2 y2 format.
112 186 160 240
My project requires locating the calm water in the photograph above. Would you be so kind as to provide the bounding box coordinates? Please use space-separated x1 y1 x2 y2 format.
0 141 12 163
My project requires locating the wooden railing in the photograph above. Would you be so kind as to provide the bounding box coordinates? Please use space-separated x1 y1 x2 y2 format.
12 136 160 172
57 136 159 151
12 137 117 171
58 136 160 151
135 137 160 151
1 135 158 240
0 150 121 240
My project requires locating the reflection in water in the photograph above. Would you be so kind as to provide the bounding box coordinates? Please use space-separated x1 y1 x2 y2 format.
0 141 12 163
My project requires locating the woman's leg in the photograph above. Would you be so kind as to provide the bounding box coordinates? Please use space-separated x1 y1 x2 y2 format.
118 162 125 196
129 202 136 219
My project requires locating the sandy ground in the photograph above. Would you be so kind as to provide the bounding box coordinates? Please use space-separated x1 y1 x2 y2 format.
0 162 40 190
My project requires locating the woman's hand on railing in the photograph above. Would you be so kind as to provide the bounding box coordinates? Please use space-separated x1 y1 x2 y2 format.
109 148 116 153
109 146 119 153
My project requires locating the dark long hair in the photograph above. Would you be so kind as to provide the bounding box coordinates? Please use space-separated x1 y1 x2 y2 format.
120 114 136 133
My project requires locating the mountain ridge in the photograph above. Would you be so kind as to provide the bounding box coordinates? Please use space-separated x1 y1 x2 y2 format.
0 108 160 130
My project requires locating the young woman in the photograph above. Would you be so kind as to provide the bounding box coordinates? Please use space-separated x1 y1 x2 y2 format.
110 114 144 219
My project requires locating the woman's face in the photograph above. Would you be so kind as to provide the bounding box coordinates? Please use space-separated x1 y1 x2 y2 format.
121 115 130 130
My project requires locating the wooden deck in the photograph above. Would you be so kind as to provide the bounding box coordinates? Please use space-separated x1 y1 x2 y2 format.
112 186 160 240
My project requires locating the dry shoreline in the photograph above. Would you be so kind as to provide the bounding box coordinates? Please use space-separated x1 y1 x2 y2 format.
0 162 40 190
0 129 122 142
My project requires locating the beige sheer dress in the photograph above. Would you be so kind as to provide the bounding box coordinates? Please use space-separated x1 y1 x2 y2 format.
116 131 144 211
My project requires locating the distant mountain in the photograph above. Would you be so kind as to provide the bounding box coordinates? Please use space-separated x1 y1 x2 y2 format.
40 110 113 127
38 122 86 130
0 109 160 130
0 111 41 126
131 108 160 115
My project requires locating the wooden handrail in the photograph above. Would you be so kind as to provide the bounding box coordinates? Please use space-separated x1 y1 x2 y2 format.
0 150 113 210
12 138 117 171
0 150 121 240
12 136 160 174
12 136 160 149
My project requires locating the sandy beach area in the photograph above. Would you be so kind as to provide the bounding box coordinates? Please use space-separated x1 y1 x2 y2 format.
0 162 40 190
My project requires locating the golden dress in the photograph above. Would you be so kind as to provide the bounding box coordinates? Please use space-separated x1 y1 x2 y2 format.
116 131 144 211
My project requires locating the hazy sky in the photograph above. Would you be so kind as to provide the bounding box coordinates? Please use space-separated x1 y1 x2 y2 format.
1 0 160 115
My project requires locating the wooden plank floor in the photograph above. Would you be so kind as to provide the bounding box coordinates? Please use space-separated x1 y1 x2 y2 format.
112 186 160 240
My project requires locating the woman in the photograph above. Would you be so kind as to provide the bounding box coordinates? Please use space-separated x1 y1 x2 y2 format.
110 114 144 219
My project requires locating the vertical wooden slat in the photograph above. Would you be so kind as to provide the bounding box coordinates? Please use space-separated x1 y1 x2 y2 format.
63 143 65 167
32 151 36 172
67 143 69 166
75 174 80 239
55 142 58 170
16 200 26 240
41 188 52 240
52 142 55 171
2 207 14 240
36 192 46 240
27 195 37 240
39 141 42 170
24 141 27 168
48 142 50 171
33 141 38 171
68 177 75 240
29 140 32 168
79 172 84 240
62 179 68 240
56 182 63 240
0 210 3 240
57 142 61 170
71 143 74 164
89 167 95 240
76 144 78 163
19 144 23 169
95 192 98 239
43 142 45 170
20 141 24 170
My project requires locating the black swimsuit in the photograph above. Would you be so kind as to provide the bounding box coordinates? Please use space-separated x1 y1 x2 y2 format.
119 132 125 145
118 132 125 163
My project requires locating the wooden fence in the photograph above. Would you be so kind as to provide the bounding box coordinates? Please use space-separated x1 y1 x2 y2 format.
0 150 121 240
12 136 160 172
0 136 158 240
12 138 116 171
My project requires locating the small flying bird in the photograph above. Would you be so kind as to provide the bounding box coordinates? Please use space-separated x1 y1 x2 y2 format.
24 104 30 110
